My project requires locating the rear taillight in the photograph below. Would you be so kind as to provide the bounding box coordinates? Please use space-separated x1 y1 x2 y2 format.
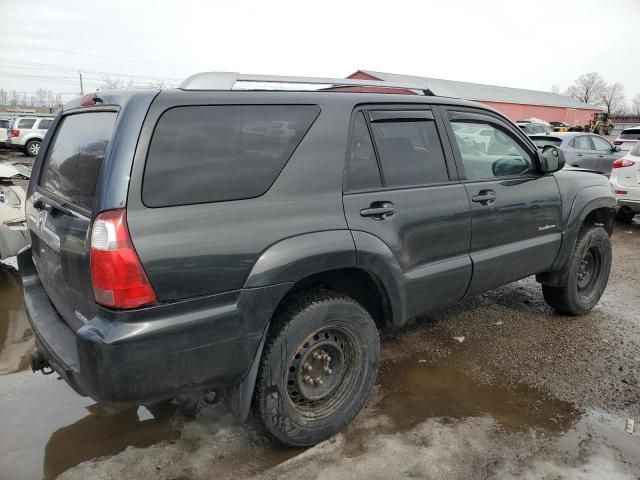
9 129 19 137
612 159 636 169
615 190 628 195
90 209 157 309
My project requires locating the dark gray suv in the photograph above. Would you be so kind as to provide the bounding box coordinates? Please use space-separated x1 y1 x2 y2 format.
21 73 616 447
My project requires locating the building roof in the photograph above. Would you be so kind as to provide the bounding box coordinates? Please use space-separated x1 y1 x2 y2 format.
354 70 599 110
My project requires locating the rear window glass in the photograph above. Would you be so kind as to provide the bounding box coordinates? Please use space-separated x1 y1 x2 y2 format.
18 118 36 129
620 129 640 140
531 137 562 148
39 112 117 211
38 119 53 130
143 105 320 207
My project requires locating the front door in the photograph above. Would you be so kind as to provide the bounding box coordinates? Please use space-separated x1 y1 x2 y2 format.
343 107 472 318
442 108 562 295
590 134 623 175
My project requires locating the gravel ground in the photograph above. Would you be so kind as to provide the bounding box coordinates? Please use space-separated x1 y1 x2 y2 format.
0 214 638 479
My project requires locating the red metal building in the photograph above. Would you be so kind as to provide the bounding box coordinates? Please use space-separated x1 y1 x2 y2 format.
349 70 601 126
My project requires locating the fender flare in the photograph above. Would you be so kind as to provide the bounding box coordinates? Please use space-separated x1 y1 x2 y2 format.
547 185 615 274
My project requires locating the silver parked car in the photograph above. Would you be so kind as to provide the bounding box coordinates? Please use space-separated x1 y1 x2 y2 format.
530 132 625 175
6 116 54 157
0 163 29 261
0 119 10 148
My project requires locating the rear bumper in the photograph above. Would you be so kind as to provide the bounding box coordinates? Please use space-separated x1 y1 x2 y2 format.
611 178 640 213
19 249 291 405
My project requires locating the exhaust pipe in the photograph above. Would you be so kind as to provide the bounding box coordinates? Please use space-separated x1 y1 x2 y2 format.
30 351 54 375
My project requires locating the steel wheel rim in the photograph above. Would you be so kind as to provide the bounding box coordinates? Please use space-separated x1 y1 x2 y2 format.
285 326 360 419
577 247 601 292
29 142 39 155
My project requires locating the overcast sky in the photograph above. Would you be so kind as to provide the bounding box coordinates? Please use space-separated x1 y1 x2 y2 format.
1 0 638 101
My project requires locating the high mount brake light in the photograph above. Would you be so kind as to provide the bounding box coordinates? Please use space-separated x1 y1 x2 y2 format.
90 209 157 309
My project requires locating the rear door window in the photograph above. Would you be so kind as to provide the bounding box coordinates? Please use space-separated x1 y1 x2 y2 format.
368 111 449 187
572 136 593 150
18 118 36 129
39 111 117 211
143 105 320 207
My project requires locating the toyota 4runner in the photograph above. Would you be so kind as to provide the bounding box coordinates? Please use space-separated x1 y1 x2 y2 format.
21 73 615 447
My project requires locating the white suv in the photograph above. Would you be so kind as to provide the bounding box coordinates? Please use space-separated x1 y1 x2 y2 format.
610 142 640 222
613 125 640 152
6 116 54 157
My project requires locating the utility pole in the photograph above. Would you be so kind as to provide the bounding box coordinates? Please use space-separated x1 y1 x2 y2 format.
79 72 84 95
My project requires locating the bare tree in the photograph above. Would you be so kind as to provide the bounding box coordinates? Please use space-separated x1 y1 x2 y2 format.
98 76 136 90
599 82 626 115
0 89 7 105
632 94 640 116
9 90 18 106
148 79 168 89
564 72 606 104
550 83 560 95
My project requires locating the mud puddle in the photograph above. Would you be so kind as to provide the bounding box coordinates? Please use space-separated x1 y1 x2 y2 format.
0 263 34 374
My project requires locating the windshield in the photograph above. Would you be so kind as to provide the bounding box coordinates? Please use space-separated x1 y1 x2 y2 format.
620 129 640 140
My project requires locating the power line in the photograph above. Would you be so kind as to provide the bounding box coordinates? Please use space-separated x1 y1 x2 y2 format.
0 42 201 71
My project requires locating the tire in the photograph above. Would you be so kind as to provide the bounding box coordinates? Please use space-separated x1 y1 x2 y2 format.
25 140 41 157
615 208 635 223
542 227 612 315
253 289 380 447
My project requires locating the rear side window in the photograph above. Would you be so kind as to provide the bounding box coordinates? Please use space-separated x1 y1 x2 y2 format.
18 118 36 129
370 118 448 187
620 129 640 140
39 112 117 211
143 105 320 206
38 119 53 130
345 112 382 191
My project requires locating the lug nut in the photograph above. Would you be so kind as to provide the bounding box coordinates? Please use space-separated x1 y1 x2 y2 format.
314 377 323 385
304 375 313 384
313 352 322 360
323 367 332 375
304 363 313 372
324 355 332 363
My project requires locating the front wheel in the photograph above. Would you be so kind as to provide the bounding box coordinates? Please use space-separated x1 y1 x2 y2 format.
253 290 380 447
542 227 612 315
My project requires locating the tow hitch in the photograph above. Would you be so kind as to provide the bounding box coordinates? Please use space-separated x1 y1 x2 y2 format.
30 351 54 375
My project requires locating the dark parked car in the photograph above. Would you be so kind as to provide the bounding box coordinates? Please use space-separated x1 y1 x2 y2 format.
22 73 615 447
530 132 625 175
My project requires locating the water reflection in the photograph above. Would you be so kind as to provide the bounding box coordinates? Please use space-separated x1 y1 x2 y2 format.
0 264 34 374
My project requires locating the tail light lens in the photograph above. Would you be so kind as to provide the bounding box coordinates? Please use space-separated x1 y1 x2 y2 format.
90 209 157 309
612 159 636 169
614 190 627 195
9 129 19 137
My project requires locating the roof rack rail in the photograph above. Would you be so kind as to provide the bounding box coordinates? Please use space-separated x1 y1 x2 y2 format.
179 72 433 96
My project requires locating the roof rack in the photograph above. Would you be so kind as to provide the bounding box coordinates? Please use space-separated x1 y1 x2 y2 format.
179 72 433 96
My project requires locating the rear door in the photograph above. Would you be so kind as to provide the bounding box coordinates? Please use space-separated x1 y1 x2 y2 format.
442 108 562 295
343 106 472 317
570 135 599 169
28 109 118 330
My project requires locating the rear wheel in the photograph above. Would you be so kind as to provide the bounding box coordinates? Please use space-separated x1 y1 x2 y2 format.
615 207 635 223
542 226 612 315
253 289 379 447
25 139 41 157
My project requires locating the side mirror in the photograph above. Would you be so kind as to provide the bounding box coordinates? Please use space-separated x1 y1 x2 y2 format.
540 145 566 173
613 145 621 152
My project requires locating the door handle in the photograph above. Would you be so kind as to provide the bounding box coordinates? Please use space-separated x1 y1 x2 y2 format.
576 153 583 157
360 202 395 220
471 190 496 205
